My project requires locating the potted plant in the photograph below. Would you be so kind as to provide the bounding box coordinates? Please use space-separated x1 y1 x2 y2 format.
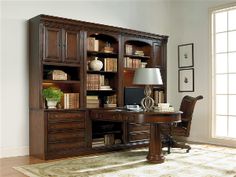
42 87 63 109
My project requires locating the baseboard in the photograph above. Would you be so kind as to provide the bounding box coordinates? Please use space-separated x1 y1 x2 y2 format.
186 136 236 148
0 146 29 158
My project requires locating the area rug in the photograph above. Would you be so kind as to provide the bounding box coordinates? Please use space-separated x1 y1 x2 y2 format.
14 144 236 177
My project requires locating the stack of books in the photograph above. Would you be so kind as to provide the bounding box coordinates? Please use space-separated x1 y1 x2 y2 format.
100 85 112 90
63 93 79 109
87 95 100 108
92 138 105 148
134 50 144 56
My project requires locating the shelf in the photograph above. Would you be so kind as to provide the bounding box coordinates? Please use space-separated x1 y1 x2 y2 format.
92 143 125 149
123 68 136 71
44 108 83 112
87 50 118 57
43 61 80 67
93 130 122 136
124 54 150 59
43 80 80 84
87 90 116 93
87 70 117 74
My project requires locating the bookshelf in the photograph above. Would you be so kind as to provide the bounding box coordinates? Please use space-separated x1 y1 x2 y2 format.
29 14 168 160
85 32 119 108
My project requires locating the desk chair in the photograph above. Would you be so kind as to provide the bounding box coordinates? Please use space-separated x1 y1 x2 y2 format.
161 95 203 154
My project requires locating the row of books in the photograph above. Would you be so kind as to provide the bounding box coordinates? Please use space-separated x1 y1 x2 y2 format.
63 93 80 109
87 74 113 90
104 58 117 72
106 95 117 104
125 44 133 55
124 57 147 68
154 90 165 105
104 95 117 108
87 37 99 51
92 134 121 148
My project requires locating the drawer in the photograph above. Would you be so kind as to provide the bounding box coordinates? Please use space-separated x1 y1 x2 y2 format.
128 123 150 133
129 132 149 142
90 111 123 122
48 121 85 132
47 141 86 152
48 112 85 123
48 130 85 142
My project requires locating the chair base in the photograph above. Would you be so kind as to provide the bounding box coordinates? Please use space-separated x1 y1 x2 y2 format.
162 135 191 154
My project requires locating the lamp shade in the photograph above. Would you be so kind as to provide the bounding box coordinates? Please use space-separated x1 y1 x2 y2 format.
133 68 163 85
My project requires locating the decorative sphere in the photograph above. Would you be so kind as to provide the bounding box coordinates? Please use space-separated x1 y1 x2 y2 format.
89 57 103 71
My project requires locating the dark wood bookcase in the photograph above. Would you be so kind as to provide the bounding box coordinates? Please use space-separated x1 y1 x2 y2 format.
29 14 168 160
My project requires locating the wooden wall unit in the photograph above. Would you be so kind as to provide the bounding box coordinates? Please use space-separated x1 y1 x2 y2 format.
29 14 168 159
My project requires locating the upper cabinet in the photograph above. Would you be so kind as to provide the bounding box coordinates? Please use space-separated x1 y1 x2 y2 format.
43 24 81 63
29 14 168 110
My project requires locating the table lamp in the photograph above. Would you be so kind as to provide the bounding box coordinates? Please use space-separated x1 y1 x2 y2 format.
133 68 163 111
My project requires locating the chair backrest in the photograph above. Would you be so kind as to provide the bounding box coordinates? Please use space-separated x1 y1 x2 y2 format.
177 95 203 136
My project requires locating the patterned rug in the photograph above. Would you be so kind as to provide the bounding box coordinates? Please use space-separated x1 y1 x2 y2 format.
14 144 236 177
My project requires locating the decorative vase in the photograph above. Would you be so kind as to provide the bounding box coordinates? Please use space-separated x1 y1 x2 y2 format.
89 57 103 71
46 98 58 109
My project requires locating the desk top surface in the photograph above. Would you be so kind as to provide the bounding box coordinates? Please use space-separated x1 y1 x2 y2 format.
91 108 182 124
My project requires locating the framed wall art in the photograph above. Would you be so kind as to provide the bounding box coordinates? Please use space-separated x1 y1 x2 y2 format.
178 68 194 92
178 43 194 68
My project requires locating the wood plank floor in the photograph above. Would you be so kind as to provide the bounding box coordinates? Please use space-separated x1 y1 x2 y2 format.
0 156 45 177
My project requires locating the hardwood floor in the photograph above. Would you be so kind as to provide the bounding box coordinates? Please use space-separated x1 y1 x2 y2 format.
0 156 44 177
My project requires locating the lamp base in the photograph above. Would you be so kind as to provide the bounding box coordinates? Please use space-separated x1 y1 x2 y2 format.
141 85 154 112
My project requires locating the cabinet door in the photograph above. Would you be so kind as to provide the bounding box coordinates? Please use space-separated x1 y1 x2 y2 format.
63 30 80 63
43 27 62 62
152 42 163 67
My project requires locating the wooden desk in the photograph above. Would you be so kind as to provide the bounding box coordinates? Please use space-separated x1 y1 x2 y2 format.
123 111 181 163
91 109 182 164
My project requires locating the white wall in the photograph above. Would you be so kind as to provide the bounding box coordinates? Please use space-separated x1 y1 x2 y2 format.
168 0 236 147
0 0 3 158
0 0 171 158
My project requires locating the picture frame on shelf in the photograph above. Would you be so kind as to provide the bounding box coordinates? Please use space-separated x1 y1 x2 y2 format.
178 68 194 92
178 43 194 68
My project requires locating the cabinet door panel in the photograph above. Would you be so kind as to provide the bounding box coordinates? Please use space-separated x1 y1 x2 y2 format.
153 42 163 67
64 30 80 63
43 27 62 62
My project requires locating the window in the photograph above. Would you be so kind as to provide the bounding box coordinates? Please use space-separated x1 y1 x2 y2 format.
212 6 236 140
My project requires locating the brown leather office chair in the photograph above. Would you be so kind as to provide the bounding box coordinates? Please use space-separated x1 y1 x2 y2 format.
161 95 203 154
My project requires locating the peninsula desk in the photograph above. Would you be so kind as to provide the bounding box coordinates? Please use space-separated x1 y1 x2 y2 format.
90 109 182 164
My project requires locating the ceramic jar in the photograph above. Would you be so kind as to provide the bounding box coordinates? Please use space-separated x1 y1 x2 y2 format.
89 57 103 71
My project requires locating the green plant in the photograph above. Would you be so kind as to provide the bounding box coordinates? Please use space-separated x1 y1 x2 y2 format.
42 87 63 102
